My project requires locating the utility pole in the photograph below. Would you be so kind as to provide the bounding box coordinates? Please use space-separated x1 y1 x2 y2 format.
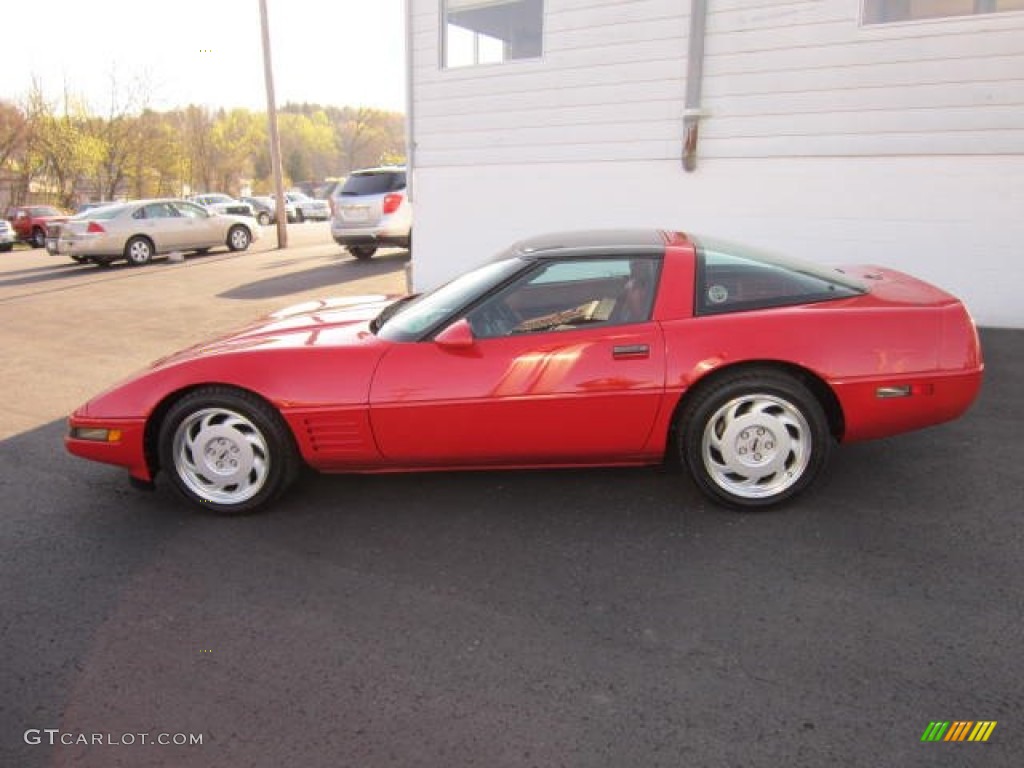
259 0 287 248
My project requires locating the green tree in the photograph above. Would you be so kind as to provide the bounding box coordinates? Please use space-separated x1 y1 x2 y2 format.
278 110 335 187
210 108 265 192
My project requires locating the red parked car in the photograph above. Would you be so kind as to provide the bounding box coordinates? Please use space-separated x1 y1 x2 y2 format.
65 230 983 514
7 205 69 248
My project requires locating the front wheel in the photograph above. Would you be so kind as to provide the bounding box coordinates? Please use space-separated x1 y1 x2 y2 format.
679 370 833 509
348 245 377 260
227 225 251 252
158 387 300 514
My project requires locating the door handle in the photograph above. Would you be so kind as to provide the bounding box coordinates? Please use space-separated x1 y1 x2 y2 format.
612 344 650 359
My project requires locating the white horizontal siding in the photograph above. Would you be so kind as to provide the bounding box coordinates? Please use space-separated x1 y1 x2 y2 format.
699 2 1024 157
408 1 1024 325
411 0 686 168
410 156 1024 327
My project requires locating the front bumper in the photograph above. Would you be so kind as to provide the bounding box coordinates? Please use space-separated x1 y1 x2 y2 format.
65 415 153 482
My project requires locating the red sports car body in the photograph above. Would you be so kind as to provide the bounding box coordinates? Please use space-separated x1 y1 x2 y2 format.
66 230 983 513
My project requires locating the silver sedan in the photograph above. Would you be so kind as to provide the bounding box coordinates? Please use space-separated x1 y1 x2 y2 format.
57 199 261 267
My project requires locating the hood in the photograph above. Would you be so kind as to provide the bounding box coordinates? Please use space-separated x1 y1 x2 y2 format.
150 294 400 367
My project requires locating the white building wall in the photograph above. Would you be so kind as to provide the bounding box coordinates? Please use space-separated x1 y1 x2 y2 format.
409 0 1024 328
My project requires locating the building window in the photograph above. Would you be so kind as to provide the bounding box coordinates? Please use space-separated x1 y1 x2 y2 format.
863 0 1024 24
443 0 543 68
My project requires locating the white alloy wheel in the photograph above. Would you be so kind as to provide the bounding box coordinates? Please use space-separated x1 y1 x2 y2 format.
680 370 832 508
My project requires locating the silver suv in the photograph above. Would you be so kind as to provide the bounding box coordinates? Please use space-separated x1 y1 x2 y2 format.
330 167 411 260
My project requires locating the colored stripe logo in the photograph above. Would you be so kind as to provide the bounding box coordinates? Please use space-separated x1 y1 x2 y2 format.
921 721 997 742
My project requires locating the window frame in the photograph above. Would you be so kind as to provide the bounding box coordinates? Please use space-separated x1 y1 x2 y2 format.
441 0 544 69
861 0 1024 25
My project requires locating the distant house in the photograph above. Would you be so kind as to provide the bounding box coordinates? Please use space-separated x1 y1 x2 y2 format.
405 0 1024 327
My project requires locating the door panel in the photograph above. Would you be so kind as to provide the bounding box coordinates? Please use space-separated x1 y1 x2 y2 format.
369 324 666 464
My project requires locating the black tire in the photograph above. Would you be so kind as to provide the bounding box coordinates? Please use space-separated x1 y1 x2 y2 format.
0 243 13 253
348 245 377 260
295 209 305 223
227 225 251 252
678 369 833 509
158 386 300 515
31 228 46 248
124 236 154 266
257 211 271 226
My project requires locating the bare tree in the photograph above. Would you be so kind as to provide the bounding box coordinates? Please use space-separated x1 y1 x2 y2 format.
91 70 151 201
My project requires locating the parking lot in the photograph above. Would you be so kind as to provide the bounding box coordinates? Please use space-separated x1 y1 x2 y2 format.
1 228 1022 767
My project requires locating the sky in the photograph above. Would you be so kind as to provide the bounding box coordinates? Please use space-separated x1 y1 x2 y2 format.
2 0 407 114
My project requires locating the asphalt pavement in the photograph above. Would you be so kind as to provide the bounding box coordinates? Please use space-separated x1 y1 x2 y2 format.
1 231 1022 767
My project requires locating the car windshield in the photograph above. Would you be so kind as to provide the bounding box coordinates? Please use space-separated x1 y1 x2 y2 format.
375 258 524 342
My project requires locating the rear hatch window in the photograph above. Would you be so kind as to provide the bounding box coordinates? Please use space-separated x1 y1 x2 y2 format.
341 172 405 196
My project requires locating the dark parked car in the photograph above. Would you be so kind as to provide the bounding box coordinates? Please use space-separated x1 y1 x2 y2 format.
241 196 297 226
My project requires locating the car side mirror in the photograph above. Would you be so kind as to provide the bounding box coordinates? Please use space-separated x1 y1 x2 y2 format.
434 318 475 349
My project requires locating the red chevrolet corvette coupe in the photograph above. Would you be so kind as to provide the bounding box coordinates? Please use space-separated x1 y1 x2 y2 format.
66 230 983 514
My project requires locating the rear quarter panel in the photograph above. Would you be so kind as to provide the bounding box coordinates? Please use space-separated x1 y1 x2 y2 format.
658 301 980 445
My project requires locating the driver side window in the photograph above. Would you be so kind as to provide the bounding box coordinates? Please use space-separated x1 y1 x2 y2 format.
467 256 659 338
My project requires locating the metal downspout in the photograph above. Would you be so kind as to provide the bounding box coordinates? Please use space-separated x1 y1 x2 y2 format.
403 0 416 291
683 0 708 172
404 0 415 202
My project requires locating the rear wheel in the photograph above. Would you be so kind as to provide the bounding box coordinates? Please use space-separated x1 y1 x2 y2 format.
227 225 251 252
679 369 832 509
158 387 300 514
348 245 377 260
257 211 271 226
124 236 154 266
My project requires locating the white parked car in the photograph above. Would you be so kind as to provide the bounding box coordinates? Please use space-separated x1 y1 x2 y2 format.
329 166 412 260
0 219 15 252
188 193 254 218
57 199 260 267
285 191 330 222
